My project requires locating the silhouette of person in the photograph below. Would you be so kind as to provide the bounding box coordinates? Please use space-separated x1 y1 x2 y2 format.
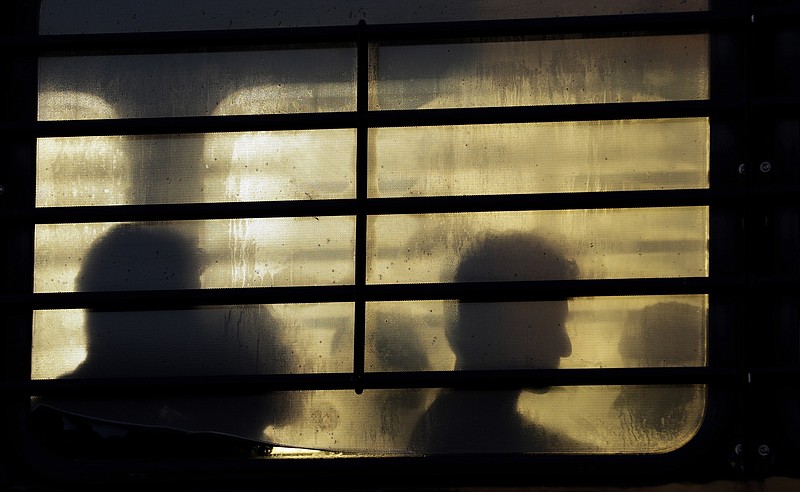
408 231 582 454
614 301 704 439
33 223 301 457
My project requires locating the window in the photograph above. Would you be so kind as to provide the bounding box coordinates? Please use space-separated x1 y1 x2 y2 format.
2 1 799 489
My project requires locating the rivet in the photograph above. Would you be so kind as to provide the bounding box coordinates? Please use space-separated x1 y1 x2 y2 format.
759 161 772 173
758 444 771 456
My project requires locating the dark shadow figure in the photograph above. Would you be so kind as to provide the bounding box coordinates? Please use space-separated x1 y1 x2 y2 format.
408 232 584 454
614 301 704 438
33 223 301 458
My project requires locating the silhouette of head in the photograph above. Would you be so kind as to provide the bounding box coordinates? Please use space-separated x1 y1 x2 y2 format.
76 223 206 370
77 223 203 291
70 223 299 438
614 301 705 435
619 301 704 367
448 232 577 371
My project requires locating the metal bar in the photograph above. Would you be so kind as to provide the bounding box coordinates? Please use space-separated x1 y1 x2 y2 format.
0 0 39 403
2 277 742 311
0 11 737 53
352 20 370 394
4 100 726 137
0 189 761 225
17 112 359 137
364 11 739 42
2 25 360 53
367 101 726 127
4 199 360 224
6 367 742 398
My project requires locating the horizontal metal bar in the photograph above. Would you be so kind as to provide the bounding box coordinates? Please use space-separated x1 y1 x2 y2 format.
12 275 799 312
6 285 353 311
369 101 725 127
9 112 359 137
1 277 738 311
11 373 354 397
365 277 735 301
0 11 740 53
363 367 740 389
3 367 741 398
0 189 751 225
364 189 729 215
1 25 360 53
364 11 737 42
2 101 727 138
5 199 359 224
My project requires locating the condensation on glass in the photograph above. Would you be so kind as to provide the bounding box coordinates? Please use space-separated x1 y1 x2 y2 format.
32 303 354 380
39 0 709 35
258 384 706 454
371 118 709 197
36 128 356 207
37 70 356 205
368 208 709 284
372 35 709 110
365 295 707 373
363 295 706 454
35 33 707 206
32 213 709 455
32 7 712 458
33 293 707 454
31 385 706 455
38 48 356 120
34 219 355 293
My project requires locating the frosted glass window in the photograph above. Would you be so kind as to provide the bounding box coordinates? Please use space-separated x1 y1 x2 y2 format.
39 48 356 120
365 295 707 373
266 386 705 454
204 129 356 203
407 385 705 454
36 129 356 207
364 295 707 454
34 219 355 293
370 118 709 197
30 4 715 460
32 292 706 454
39 0 709 35
373 35 708 110
368 208 709 284
31 385 705 455
32 303 353 380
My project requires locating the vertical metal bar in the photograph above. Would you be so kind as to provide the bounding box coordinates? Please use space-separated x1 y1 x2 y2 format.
2 0 38 388
352 20 369 394
1 0 41 482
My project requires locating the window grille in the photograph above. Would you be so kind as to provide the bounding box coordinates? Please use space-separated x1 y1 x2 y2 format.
2 1 799 488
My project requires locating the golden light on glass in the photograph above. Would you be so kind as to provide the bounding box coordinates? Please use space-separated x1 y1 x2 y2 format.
370 118 709 197
34 219 355 293
368 207 709 284
373 34 709 110
36 91 131 207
